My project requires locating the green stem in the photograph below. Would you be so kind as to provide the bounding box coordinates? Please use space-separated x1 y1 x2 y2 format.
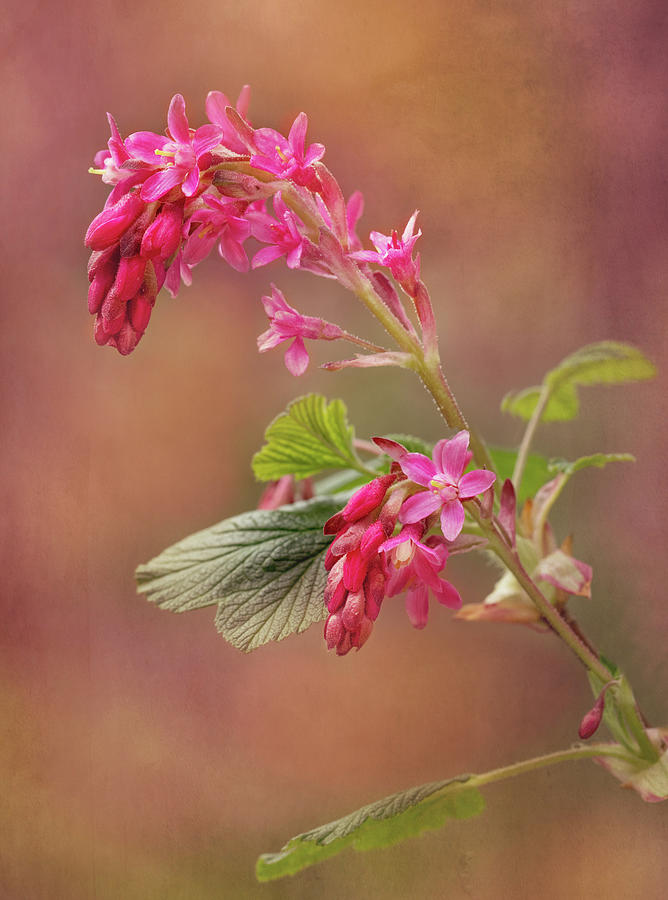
512 382 551 489
469 742 635 792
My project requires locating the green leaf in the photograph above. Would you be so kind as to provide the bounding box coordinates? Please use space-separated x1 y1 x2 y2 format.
252 395 365 481
502 341 656 422
548 452 635 476
135 497 340 652
256 776 484 881
488 446 551 503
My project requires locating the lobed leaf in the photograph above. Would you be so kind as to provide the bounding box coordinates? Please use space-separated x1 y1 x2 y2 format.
256 775 484 881
501 341 656 422
136 497 340 651
252 394 364 481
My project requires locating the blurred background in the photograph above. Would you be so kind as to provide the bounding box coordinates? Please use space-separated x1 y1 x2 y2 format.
2 0 668 896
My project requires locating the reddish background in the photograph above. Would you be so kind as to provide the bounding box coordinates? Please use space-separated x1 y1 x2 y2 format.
3 1 668 896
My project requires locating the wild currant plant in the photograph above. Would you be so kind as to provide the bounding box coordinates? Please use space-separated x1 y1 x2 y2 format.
86 88 666 881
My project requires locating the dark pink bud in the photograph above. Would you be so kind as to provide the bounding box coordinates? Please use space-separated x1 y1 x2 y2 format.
323 511 347 535
335 631 353 657
497 479 516 546
324 544 341 571
341 475 396 523
324 614 344 650
324 558 345 606
343 549 368 592
119 206 155 258
127 294 153 334
102 256 147 319
360 521 385 559
330 519 368 556
88 266 116 314
351 617 373 650
364 560 386 621
325 578 346 614
579 681 616 740
341 590 365 631
141 202 184 260
115 319 142 356
88 244 119 282
85 191 145 250
379 485 408 534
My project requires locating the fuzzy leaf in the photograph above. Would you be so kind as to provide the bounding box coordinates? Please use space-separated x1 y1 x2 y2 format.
252 395 364 481
548 452 635 476
135 498 340 651
256 776 484 881
502 342 656 422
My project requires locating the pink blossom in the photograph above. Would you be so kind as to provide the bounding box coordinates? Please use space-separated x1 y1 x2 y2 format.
248 193 307 269
398 431 496 541
257 285 344 376
125 94 224 202
350 211 422 291
380 525 461 628
250 113 325 189
186 196 251 272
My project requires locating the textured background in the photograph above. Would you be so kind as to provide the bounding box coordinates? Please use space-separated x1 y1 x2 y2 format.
3 0 668 896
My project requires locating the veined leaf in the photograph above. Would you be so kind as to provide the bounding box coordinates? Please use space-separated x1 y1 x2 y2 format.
502 341 656 422
548 452 635 476
136 498 340 652
252 395 365 481
256 775 484 881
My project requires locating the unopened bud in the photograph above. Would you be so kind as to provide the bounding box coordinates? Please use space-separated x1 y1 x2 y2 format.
141 202 184 260
341 590 365 631
85 191 145 250
341 474 395 523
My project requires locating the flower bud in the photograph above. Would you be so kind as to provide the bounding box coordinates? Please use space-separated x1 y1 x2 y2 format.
141 202 184 260
341 590 365 631
341 475 395 523
85 191 145 250
324 614 344 650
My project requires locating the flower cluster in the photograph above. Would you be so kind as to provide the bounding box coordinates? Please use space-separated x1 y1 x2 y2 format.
86 88 426 362
322 431 496 654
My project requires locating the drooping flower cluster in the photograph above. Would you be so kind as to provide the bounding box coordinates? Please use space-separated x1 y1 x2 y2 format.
322 431 496 654
86 88 428 362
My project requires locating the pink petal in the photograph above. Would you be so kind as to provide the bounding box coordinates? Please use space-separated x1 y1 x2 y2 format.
236 84 251 117
405 585 429 629
252 245 284 268
402 210 420 241
140 167 185 202
182 166 200 197
399 491 441 524
205 90 231 126
399 452 436 486
434 579 462 610
459 469 497 499
347 190 364 229
218 236 249 272
193 124 224 157
288 112 308 154
286 244 303 269
125 130 169 163
440 500 465 541
303 143 325 166
284 337 309 376
167 94 190 144
372 436 408 462
436 431 470 482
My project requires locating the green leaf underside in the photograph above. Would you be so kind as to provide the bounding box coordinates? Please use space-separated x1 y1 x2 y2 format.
135 498 340 652
548 452 635 476
502 341 656 422
256 776 484 881
252 394 362 481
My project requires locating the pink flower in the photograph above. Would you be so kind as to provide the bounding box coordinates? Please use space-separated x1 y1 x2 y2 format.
125 94 224 202
248 193 307 269
186 195 251 272
257 285 344 376
250 113 325 189
350 211 422 290
380 525 462 628
398 431 496 541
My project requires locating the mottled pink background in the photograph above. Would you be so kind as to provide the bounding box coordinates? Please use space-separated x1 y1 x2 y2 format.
3 1 668 897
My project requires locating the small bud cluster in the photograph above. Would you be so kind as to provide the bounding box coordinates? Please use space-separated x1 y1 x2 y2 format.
322 475 402 655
